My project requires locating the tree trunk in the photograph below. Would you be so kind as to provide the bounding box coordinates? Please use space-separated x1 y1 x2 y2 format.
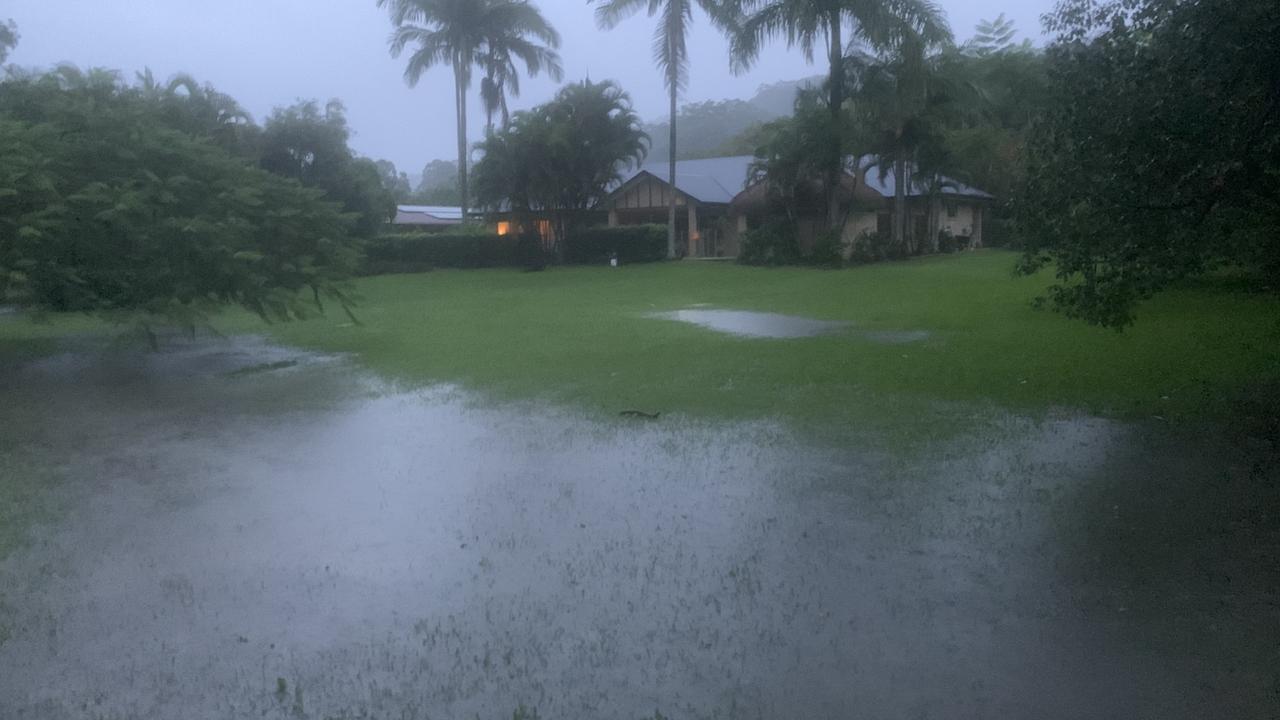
825 11 844 232
893 154 907 252
667 75 679 260
455 64 470 222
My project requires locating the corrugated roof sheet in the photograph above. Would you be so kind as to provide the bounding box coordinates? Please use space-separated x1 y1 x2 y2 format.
607 154 993 206
393 206 465 225
631 156 757 204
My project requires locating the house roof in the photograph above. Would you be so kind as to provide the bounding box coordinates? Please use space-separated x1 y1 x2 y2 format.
629 156 758 205
603 154 993 209
393 205 464 225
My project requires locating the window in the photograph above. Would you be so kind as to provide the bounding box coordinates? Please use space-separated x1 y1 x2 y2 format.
496 221 512 236
946 201 959 218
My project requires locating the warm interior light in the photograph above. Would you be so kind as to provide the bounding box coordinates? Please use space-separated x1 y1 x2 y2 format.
496 221 511 236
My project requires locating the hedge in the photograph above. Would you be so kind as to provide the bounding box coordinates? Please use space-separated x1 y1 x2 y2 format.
362 232 521 274
563 224 667 265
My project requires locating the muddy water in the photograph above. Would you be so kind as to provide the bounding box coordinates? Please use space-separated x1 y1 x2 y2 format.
0 338 1276 719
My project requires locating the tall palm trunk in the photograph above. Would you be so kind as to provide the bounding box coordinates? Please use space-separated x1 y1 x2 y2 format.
454 63 470 221
668 81 678 259
893 152 907 251
825 12 844 232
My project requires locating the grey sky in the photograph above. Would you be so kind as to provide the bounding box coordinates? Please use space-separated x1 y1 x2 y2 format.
6 0 1055 173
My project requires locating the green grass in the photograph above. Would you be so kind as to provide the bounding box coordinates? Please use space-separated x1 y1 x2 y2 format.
5 251 1278 435
215 250 1279 431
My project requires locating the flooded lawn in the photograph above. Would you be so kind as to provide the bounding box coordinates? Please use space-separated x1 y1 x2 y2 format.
649 308 933 345
648 309 851 339
0 338 1276 719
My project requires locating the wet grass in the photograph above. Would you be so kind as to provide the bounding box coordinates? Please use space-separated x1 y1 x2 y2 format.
3 251 1278 435
213 251 1280 431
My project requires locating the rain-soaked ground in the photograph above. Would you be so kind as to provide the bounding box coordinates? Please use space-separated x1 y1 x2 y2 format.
648 309 932 344
0 337 1277 719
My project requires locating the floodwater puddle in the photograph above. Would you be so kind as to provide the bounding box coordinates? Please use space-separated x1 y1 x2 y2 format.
648 309 850 338
0 336 1275 719
649 308 932 344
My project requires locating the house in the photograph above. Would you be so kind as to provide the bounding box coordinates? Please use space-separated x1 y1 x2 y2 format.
597 155 994 259
392 205 464 231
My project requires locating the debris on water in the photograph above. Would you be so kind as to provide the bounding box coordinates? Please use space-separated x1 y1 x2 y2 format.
225 359 299 377
620 410 661 419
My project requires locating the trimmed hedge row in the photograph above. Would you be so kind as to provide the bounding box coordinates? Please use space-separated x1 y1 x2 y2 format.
564 224 667 264
361 232 521 274
362 224 669 274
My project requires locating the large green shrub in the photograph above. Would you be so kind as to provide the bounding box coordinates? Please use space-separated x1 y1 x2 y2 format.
362 232 520 274
564 224 666 265
737 219 801 266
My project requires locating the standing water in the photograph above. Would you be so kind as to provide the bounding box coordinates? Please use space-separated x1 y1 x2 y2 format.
0 337 1275 719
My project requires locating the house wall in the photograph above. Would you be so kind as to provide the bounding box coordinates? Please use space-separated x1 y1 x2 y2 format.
614 176 687 210
937 202 978 238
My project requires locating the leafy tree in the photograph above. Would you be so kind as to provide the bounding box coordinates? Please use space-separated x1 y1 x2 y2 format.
377 0 562 221
593 0 734 260
375 159 414 201
728 0 951 230
746 90 844 221
0 19 18 64
847 32 970 252
473 80 648 261
1017 0 1280 327
964 13 1019 56
135 69 260 157
259 100 396 237
0 70 360 327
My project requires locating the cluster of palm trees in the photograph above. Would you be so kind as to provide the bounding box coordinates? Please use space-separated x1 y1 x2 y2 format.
376 0 955 254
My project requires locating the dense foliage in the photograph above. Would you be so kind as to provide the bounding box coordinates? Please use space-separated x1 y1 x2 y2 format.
564 225 667 265
1017 0 1280 327
362 232 520 273
472 80 649 259
260 100 395 238
0 70 360 322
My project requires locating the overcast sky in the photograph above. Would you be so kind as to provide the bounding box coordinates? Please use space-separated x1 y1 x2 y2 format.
6 0 1054 172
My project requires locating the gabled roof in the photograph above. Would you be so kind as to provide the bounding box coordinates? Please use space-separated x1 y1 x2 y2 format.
631 156 757 205
595 154 994 212
393 205 464 225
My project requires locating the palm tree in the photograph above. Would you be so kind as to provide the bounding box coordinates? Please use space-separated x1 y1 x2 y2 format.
480 23 564 133
729 0 950 231
377 0 561 221
592 0 731 260
850 32 968 252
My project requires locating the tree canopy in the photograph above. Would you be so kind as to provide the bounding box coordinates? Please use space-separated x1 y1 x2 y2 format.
1016 0 1280 327
472 80 648 257
0 69 382 324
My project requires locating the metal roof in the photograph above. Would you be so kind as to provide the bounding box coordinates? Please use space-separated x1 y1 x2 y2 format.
625 156 757 205
607 154 993 207
393 205 465 225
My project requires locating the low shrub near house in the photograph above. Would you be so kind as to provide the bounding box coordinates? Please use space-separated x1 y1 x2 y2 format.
849 230 906 264
564 225 667 265
738 219 802 266
361 232 521 274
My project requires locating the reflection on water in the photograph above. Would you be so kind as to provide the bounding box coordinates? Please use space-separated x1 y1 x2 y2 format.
0 337 1274 720
648 309 850 339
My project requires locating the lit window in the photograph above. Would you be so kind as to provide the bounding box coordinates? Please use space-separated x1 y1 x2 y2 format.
496 221 512 236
